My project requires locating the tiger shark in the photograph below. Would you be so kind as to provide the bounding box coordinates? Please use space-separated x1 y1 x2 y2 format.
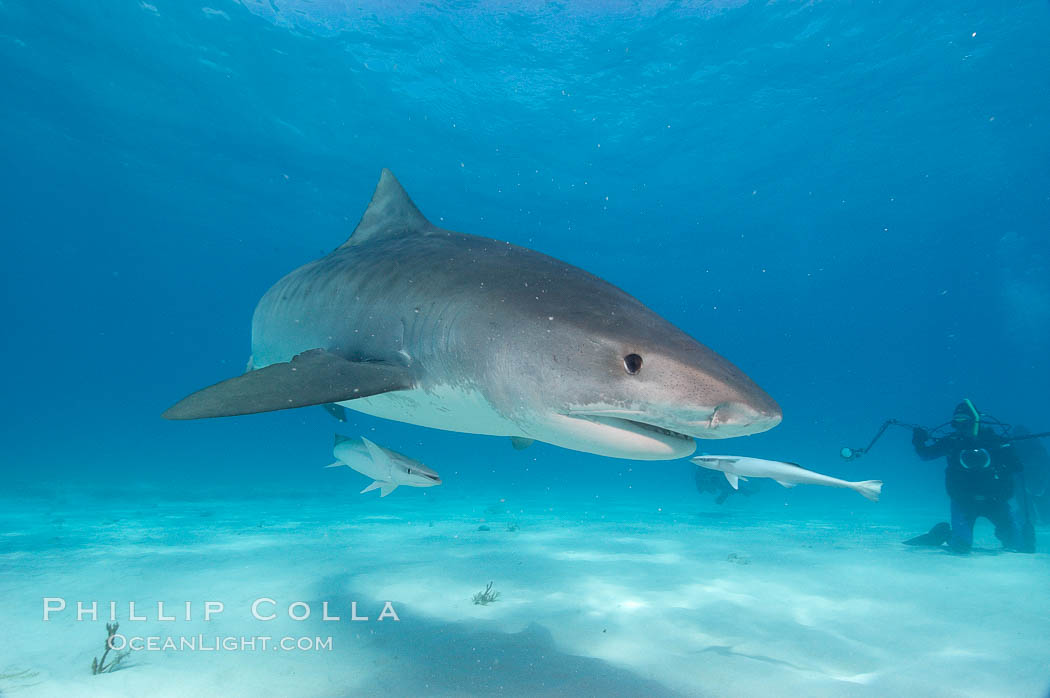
163 169 781 460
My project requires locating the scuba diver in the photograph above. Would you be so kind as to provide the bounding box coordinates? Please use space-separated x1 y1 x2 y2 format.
694 464 761 504
905 400 1035 554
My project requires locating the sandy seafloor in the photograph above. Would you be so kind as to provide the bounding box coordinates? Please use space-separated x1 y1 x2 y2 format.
1 483 1048 698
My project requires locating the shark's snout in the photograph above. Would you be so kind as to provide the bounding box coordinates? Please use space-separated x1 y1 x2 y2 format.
699 399 782 438
406 464 442 487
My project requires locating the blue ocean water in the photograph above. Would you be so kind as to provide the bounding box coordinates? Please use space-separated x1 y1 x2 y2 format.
2 2 1049 696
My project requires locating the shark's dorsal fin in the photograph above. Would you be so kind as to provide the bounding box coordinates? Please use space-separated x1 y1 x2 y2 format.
340 169 432 249
360 436 390 466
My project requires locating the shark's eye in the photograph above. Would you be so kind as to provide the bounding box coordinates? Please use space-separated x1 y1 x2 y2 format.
623 353 643 375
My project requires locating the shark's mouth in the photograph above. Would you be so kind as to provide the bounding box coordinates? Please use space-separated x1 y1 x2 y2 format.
592 416 694 442
567 411 696 442
549 410 700 460
567 403 781 443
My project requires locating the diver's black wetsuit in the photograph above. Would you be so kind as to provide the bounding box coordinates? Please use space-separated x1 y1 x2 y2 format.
913 427 1033 552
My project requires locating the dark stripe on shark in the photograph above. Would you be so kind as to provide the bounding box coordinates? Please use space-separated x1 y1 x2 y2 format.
162 349 413 420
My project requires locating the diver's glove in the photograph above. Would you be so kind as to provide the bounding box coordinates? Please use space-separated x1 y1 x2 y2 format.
911 427 929 446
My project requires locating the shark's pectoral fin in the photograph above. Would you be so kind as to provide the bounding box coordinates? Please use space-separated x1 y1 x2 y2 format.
361 480 398 497
323 403 349 422
510 437 535 450
724 472 740 490
774 479 797 488
162 349 413 420
324 461 344 469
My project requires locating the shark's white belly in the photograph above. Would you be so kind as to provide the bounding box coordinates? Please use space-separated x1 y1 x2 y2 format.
339 384 524 437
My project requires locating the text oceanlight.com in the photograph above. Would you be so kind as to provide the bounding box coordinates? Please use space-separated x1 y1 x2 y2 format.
109 635 334 652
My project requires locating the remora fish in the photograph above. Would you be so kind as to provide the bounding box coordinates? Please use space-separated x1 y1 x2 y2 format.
164 169 781 460
692 455 883 502
326 435 441 497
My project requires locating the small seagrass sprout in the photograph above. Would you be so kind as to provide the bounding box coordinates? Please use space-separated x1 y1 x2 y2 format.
91 622 130 675
472 581 500 606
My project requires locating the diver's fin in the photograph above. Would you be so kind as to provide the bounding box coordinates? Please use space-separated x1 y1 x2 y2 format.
341 169 433 248
903 522 951 546
323 403 349 422
163 349 413 420
774 480 797 488
510 437 535 450
724 472 740 490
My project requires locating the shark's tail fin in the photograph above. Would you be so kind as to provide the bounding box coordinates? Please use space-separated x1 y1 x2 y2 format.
852 480 883 502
